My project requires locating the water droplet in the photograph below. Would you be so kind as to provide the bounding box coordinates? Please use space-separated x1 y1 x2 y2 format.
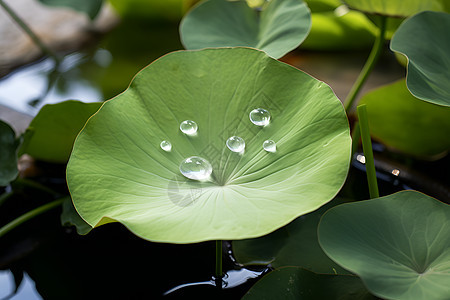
249 108 271 126
180 120 198 135
226 136 245 152
392 169 400 176
263 140 276 152
160 140 172 152
179 156 212 181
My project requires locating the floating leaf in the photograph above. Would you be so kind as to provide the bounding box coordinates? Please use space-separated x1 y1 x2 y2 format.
342 0 443 17
180 0 311 58
390 11 450 107
242 267 376 300
0 120 20 186
38 0 103 19
21 101 102 163
318 190 450 300
66 48 351 243
358 80 450 158
61 197 92 235
233 198 350 274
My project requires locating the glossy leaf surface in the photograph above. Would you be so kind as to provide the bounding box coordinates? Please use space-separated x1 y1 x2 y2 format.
358 80 450 158
243 267 375 300
233 198 350 274
342 0 442 17
67 48 351 243
180 0 311 58
318 190 450 300
391 11 450 107
0 121 20 186
38 0 103 19
21 101 102 163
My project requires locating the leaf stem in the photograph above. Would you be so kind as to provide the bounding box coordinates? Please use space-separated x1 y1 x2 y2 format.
0 0 60 63
344 16 387 112
357 104 379 198
351 120 360 158
215 240 223 287
0 197 66 238
14 178 60 196
0 190 14 208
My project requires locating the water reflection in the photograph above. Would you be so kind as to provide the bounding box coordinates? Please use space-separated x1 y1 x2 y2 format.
0 270 42 300
0 50 108 116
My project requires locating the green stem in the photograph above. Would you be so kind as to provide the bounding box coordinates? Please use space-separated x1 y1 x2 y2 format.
344 16 387 112
0 0 59 63
0 190 14 207
357 105 379 199
14 178 60 196
215 240 223 286
0 197 66 238
351 120 361 158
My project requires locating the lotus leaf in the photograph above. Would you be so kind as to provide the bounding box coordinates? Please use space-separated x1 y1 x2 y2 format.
242 267 375 299
21 101 102 163
342 0 443 17
390 11 450 107
67 48 351 243
318 190 450 300
358 80 450 158
180 0 311 58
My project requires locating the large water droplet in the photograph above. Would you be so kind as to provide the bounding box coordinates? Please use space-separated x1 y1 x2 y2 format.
179 156 212 181
160 140 172 152
263 140 276 152
249 108 271 126
226 136 245 152
180 120 198 135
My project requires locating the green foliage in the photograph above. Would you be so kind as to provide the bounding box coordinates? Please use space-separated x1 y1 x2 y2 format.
180 0 311 58
0 120 20 186
232 198 351 274
66 48 351 243
60 197 92 235
301 9 376 50
38 0 103 19
108 0 185 20
242 267 376 299
391 11 450 107
318 190 450 300
21 101 102 163
342 0 443 17
358 80 450 158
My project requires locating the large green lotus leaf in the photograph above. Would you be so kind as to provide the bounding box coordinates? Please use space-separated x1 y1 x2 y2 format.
301 10 376 50
233 198 350 274
38 0 103 19
318 190 450 300
0 120 20 186
66 48 351 243
358 80 450 158
21 101 102 163
179 0 311 59
243 267 376 300
342 0 443 17
390 11 450 107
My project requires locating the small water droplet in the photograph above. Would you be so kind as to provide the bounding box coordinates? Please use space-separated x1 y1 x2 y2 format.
263 140 276 152
226 136 245 152
179 156 212 181
180 120 198 135
249 108 271 126
160 140 172 152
